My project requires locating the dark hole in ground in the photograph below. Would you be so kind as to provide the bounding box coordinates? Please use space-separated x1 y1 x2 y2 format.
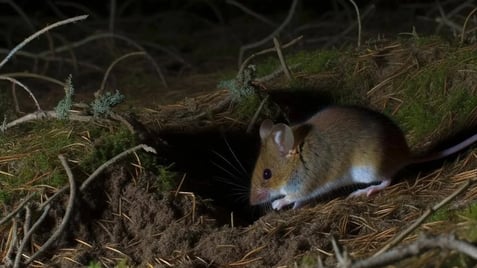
161 129 263 226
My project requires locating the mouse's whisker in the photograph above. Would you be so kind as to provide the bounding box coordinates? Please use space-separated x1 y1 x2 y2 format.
212 150 246 176
223 137 248 175
211 160 243 181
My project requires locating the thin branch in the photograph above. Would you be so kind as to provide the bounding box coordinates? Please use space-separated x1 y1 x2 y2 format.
97 51 167 95
247 95 269 134
373 179 472 256
347 0 362 48
11 83 23 114
2 72 65 87
23 205 31 234
238 0 298 67
238 35 303 77
256 63 301 83
352 234 477 268
0 14 88 69
2 110 91 132
36 32 168 89
272 37 292 80
460 7 477 44
3 219 18 267
0 193 35 226
23 155 77 266
80 144 157 191
39 185 68 211
12 205 51 268
0 49 104 72
0 76 42 111
324 4 374 48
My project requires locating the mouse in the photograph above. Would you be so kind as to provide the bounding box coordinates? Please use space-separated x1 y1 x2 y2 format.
249 105 477 210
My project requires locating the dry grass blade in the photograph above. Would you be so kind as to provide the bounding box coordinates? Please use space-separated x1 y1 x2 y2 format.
228 245 266 266
237 0 298 67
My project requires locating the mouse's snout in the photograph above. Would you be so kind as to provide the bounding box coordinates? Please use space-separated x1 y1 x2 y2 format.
249 188 270 205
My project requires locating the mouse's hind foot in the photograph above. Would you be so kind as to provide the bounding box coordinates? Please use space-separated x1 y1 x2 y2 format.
348 179 391 198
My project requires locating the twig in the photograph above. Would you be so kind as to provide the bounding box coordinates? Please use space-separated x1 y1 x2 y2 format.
39 185 68 211
0 193 35 226
460 7 477 44
238 35 303 77
0 49 104 72
39 32 137 55
12 204 51 268
98 51 146 95
352 234 477 268
0 14 88 69
2 110 92 132
2 72 65 87
56 1 97 19
109 112 136 134
23 205 32 234
3 219 18 266
0 75 42 111
226 0 276 27
373 179 471 256
324 5 374 48
97 51 167 96
39 145 157 211
347 0 362 48
23 155 77 266
238 0 298 67
435 3 463 34
80 144 157 191
36 32 168 89
246 95 269 134
11 83 22 114
272 37 292 81
256 63 301 83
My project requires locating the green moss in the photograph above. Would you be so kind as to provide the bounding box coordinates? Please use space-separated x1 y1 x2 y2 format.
427 205 454 222
289 49 342 73
391 45 477 143
0 120 85 204
87 261 101 268
255 49 342 78
0 120 171 206
296 254 320 267
441 253 476 268
80 126 137 172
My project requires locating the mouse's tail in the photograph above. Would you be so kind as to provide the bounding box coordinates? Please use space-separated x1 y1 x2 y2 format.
412 133 477 164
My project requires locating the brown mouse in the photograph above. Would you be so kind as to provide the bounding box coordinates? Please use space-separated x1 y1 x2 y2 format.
249 105 477 210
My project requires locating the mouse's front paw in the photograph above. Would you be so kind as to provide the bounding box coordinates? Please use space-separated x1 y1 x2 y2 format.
272 197 293 210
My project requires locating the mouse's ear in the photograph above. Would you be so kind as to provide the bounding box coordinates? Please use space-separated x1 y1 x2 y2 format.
271 123 294 155
259 119 274 140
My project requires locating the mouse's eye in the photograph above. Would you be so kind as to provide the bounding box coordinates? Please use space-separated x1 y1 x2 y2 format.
263 168 272 180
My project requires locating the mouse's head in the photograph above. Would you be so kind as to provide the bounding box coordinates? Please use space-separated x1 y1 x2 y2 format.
249 119 298 206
